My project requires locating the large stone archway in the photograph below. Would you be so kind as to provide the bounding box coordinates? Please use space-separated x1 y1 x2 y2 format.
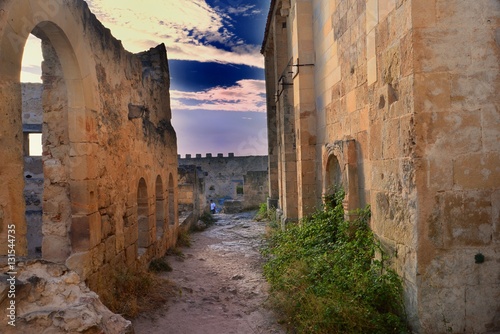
0 0 98 262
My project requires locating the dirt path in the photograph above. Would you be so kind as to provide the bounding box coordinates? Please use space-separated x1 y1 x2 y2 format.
132 211 285 334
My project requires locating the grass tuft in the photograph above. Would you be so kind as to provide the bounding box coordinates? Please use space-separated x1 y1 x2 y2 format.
255 203 280 231
149 257 173 272
177 229 191 247
101 267 174 319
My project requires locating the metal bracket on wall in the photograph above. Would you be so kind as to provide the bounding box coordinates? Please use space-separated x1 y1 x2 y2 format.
276 75 293 100
291 58 314 79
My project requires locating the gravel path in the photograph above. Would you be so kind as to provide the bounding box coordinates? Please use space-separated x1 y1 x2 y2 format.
132 212 285 334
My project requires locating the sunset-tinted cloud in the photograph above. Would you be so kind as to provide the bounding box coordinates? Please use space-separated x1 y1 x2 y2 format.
85 0 264 68
171 79 266 112
20 0 269 155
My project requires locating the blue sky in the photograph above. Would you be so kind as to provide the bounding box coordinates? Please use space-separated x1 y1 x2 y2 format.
21 0 269 156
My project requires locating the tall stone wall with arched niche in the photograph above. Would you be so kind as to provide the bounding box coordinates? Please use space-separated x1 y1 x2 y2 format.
262 0 500 332
0 0 178 296
323 139 359 220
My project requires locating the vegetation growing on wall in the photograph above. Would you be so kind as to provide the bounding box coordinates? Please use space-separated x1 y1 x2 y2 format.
262 190 407 334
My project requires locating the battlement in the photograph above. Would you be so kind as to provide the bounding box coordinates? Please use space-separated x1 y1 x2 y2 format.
178 152 247 159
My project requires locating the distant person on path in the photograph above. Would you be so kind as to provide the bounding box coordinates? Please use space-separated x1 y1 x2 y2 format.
210 200 216 214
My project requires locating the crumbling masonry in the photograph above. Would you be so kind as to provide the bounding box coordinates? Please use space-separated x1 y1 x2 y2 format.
0 0 178 295
262 0 499 333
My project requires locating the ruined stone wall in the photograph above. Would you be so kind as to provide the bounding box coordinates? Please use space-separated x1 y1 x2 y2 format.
22 83 44 258
243 171 269 210
178 166 201 214
262 0 500 332
22 83 43 125
178 154 268 211
178 165 206 229
0 0 178 297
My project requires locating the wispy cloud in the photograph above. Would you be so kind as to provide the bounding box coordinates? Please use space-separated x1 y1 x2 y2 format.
171 79 266 112
223 5 261 17
85 0 264 68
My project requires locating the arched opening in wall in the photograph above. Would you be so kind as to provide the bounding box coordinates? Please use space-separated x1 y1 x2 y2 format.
236 182 244 196
137 178 150 257
2 8 94 263
156 176 165 240
325 154 342 205
168 173 175 226
22 34 44 258
21 25 75 261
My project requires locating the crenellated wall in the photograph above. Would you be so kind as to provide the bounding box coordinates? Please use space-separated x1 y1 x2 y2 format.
0 0 178 296
178 154 268 212
262 0 500 332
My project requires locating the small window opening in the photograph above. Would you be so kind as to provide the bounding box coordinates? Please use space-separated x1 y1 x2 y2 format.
29 133 42 156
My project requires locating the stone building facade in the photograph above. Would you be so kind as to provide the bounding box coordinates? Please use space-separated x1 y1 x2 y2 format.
179 154 268 212
262 0 499 333
0 0 178 294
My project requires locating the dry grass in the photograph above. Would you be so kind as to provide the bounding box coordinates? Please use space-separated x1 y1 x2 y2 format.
101 267 176 319
176 229 191 247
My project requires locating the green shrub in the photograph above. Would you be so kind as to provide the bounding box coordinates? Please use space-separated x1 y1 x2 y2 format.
199 211 217 226
255 202 279 230
255 202 268 221
149 257 173 272
262 190 407 334
167 247 184 258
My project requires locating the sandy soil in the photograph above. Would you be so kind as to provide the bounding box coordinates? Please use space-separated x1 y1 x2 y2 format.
132 211 286 334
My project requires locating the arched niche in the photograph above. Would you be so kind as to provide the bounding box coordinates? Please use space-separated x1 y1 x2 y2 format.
155 175 165 240
137 178 150 257
323 139 360 219
325 154 343 196
168 173 176 227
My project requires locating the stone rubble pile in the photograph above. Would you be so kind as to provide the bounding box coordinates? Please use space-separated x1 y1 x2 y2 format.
0 260 133 334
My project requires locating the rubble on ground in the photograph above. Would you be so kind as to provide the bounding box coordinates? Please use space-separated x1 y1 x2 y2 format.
0 260 133 334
